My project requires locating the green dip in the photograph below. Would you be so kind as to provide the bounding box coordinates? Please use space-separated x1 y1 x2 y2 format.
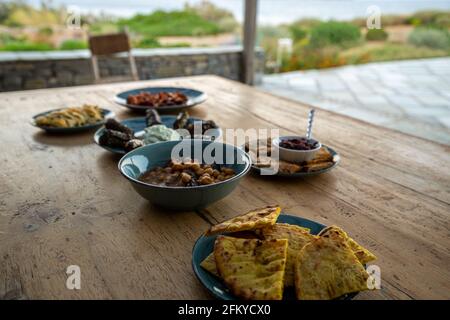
143 125 181 144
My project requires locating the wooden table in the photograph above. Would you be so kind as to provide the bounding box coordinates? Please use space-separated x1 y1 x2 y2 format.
0 75 449 300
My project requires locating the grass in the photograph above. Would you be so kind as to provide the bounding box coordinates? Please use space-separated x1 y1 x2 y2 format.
341 42 448 64
0 41 53 51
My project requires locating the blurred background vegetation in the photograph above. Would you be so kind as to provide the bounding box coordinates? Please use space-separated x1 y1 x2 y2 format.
0 0 449 73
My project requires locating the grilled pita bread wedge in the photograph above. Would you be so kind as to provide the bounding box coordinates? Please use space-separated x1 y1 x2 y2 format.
200 231 260 277
200 253 219 277
205 205 281 236
308 147 333 163
294 236 370 300
261 223 317 287
214 236 288 300
319 226 376 264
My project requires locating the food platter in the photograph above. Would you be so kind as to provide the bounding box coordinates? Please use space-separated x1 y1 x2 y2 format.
250 145 340 177
94 116 222 154
32 107 114 133
192 213 362 300
114 86 207 112
242 139 340 177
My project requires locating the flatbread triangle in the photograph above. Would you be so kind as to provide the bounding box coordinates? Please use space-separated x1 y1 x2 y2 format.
214 235 288 300
319 225 376 264
205 205 281 236
295 236 370 300
261 223 317 287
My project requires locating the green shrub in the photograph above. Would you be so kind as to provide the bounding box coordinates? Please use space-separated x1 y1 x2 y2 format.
118 10 221 37
365 29 388 41
0 41 53 51
136 37 161 48
309 21 361 48
407 10 450 29
59 39 87 50
408 28 449 50
289 25 307 41
184 0 238 33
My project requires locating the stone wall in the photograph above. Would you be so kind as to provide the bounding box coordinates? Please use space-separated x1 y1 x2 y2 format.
0 46 264 92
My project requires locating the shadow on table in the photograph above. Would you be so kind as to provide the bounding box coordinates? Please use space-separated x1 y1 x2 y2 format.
32 130 96 147
247 169 339 188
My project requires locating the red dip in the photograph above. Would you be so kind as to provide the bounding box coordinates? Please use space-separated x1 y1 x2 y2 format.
279 138 318 151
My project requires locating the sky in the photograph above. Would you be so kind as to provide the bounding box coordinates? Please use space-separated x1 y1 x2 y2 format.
18 0 450 24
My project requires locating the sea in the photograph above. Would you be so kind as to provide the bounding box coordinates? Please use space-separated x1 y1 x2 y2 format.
21 0 450 24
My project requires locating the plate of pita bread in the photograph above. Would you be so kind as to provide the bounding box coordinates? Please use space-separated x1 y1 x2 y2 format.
192 205 377 300
243 139 340 176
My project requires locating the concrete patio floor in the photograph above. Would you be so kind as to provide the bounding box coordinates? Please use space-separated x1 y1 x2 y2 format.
258 57 450 145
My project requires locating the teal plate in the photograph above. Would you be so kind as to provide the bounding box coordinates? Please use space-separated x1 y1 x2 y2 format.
114 86 207 112
192 214 359 300
32 108 114 133
248 145 340 177
94 116 222 154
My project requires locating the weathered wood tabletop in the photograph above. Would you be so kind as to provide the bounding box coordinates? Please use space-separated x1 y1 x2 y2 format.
0 75 449 300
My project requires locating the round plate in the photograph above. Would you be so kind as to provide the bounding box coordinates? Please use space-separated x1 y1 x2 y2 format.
249 145 340 177
114 87 207 112
32 108 114 133
192 213 359 300
94 116 222 155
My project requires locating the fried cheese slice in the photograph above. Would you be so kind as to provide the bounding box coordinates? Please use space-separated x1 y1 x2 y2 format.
319 226 376 264
214 236 288 300
294 236 369 300
261 223 317 287
205 205 281 236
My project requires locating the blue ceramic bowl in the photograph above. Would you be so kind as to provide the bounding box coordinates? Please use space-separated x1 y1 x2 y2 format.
118 140 251 210
114 87 207 112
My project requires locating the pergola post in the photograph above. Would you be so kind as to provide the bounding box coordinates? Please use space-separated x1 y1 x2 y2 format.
243 0 258 85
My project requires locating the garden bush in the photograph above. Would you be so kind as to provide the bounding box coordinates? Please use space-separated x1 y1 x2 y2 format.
309 21 361 48
135 37 161 48
289 24 307 41
59 39 87 50
365 29 388 41
118 10 221 37
0 41 53 51
407 10 450 29
408 28 450 50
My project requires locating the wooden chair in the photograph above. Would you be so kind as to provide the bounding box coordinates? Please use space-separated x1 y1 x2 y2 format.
88 32 139 83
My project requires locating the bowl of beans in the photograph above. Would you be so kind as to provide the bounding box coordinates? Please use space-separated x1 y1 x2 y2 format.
272 136 322 163
118 139 252 210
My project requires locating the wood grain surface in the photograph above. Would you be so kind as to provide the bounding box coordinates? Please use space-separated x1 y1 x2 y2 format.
0 75 449 300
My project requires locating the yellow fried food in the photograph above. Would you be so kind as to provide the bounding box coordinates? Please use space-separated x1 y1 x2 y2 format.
200 253 219 277
261 223 317 287
214 236 288 300
35 104 103 128
294 236 369 300
319 226 376 264
303 161 334 172
201 231 260 277
308 147 333 163
205 205 281 236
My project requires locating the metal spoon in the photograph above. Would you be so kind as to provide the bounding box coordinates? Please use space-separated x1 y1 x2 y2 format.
306 108 315 140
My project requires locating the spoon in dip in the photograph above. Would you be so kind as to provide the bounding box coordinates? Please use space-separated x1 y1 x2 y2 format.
306 108 315 140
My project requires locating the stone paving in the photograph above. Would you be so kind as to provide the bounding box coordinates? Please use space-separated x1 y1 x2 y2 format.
259 58 450 145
